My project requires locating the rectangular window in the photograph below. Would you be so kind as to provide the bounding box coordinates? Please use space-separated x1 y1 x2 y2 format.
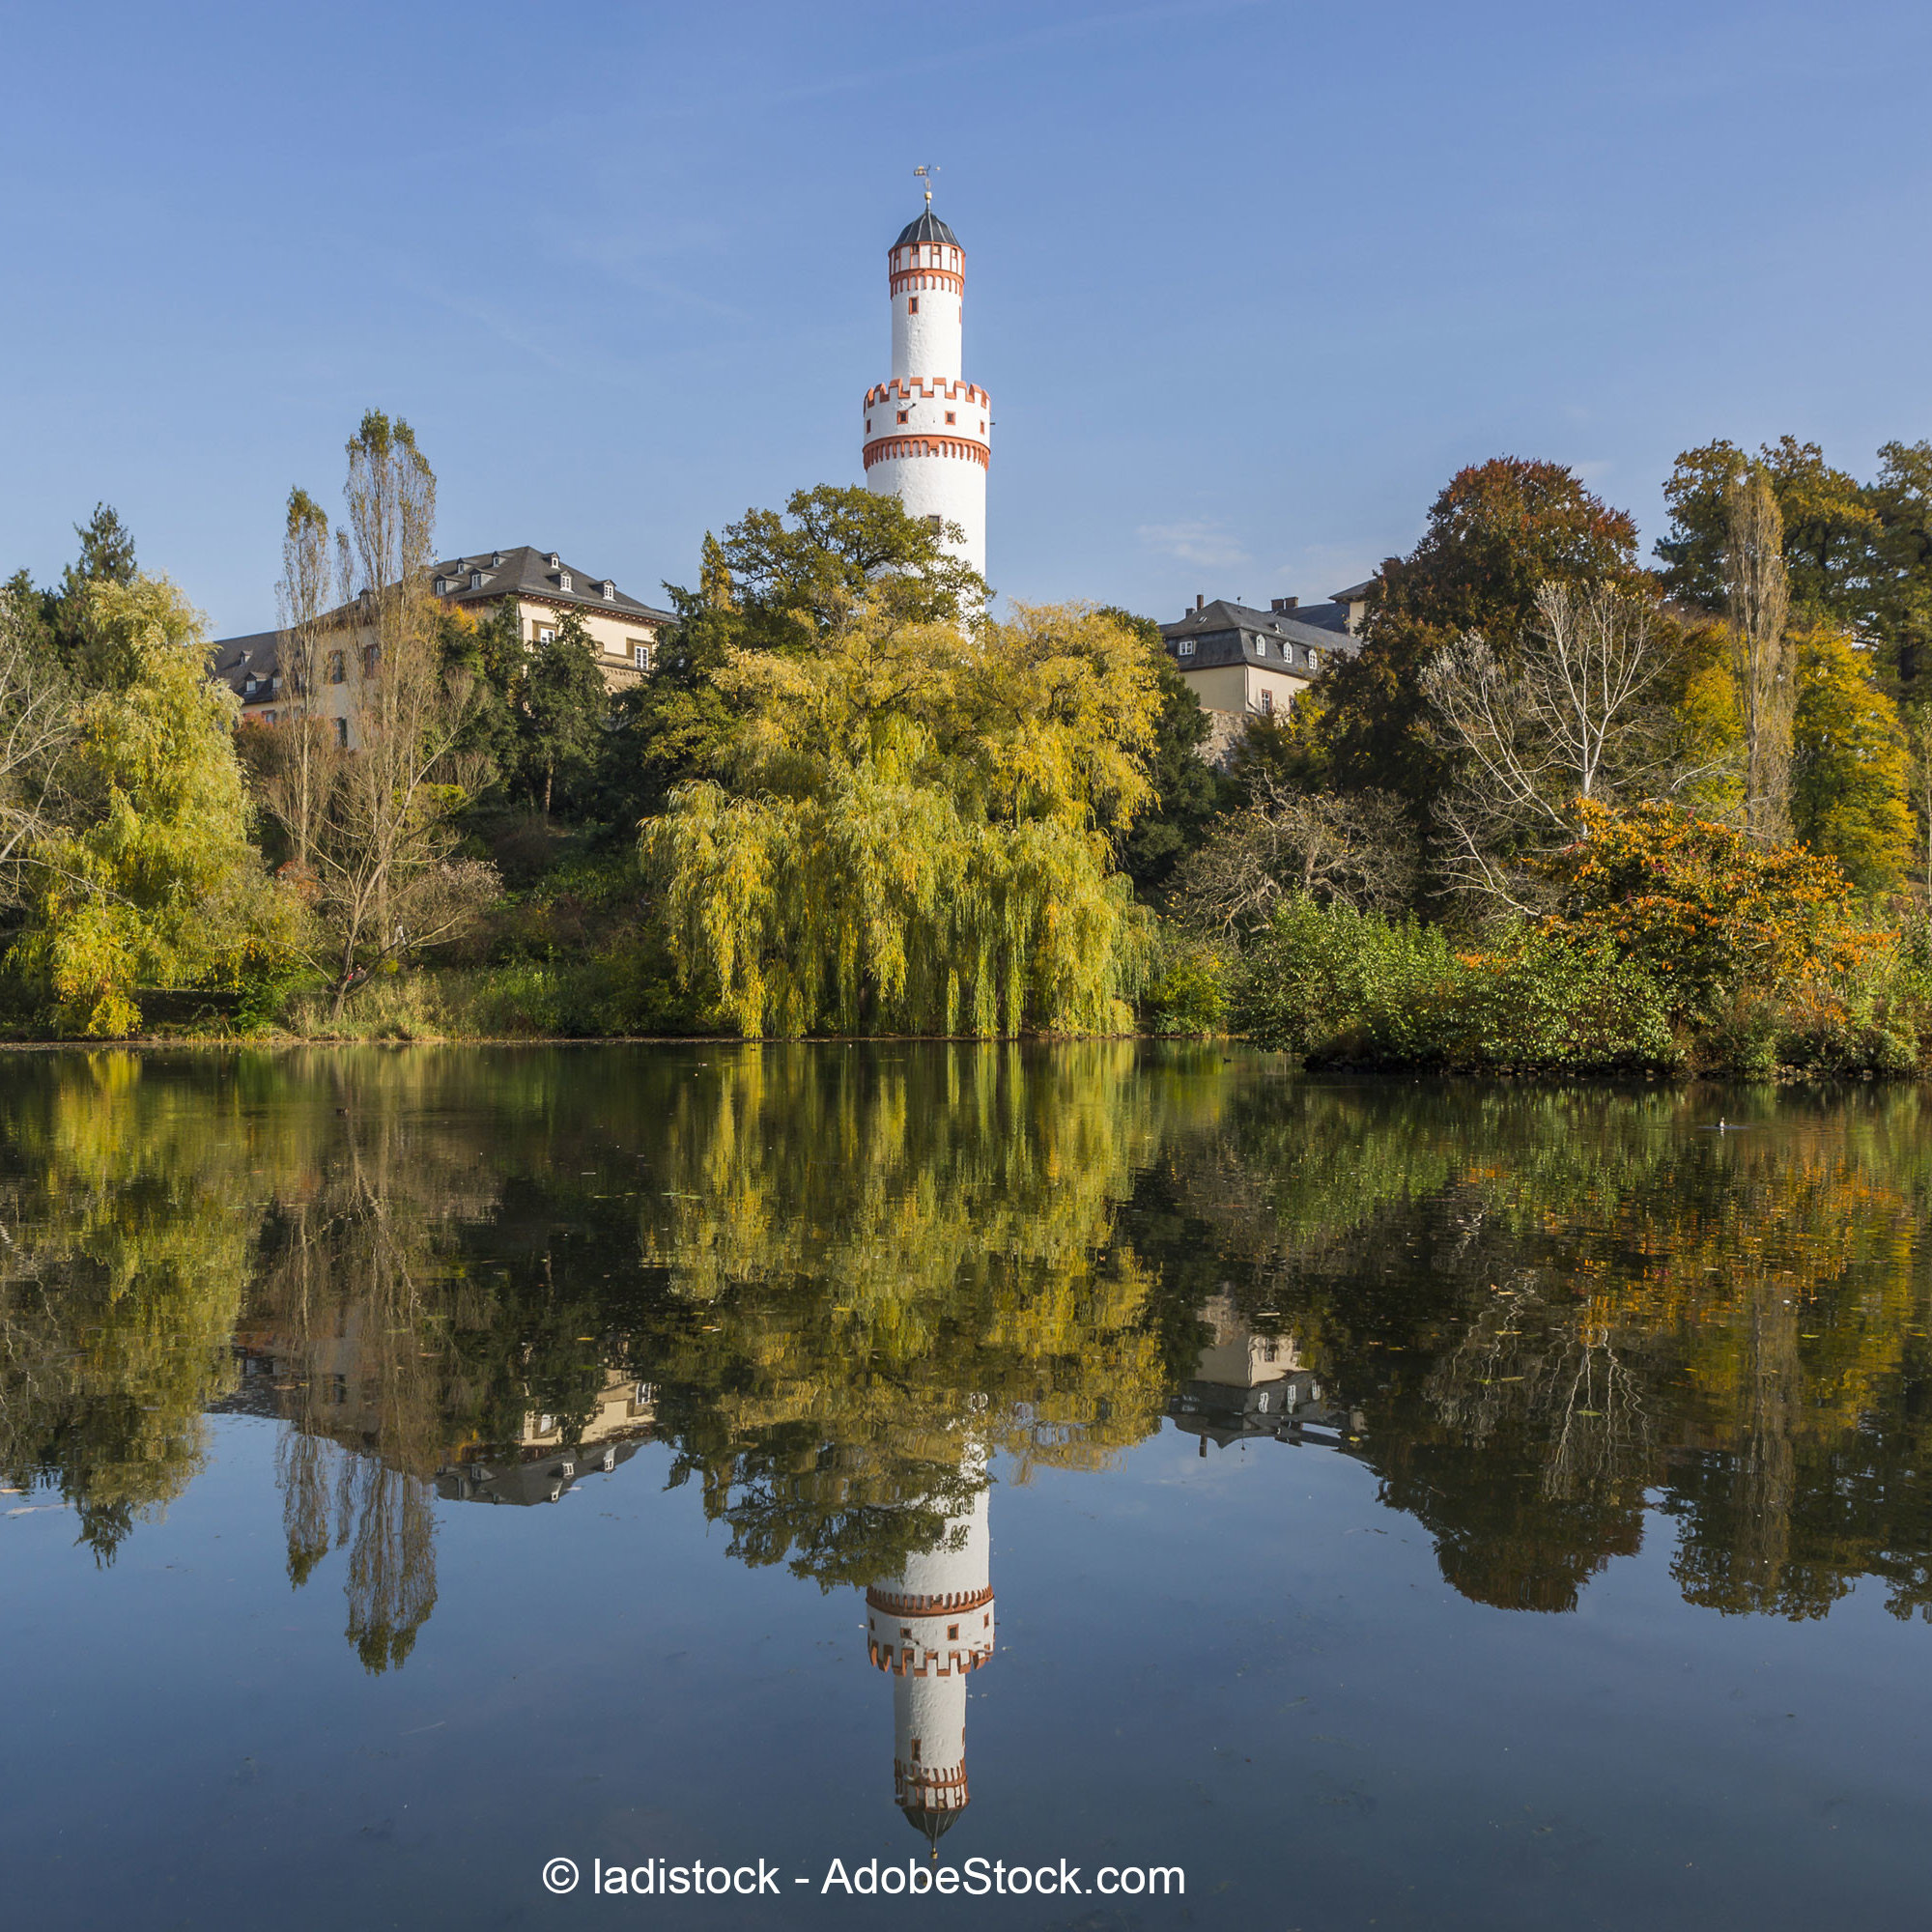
333 717 349 748
537 626 555 645
1177 639 1195 656
908 297 919 315
362 642 380 674
633 642 649 668
327 650 345 684
945 411 955 424
896 410 909 424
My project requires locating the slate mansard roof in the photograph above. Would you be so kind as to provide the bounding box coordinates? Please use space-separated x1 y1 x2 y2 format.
894 210 960 250
210 546 672 704
1158 594 1367 674
429 545 672 626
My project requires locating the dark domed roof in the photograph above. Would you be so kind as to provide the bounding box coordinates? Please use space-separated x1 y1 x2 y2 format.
894 210 959 250
901 1802 965 1847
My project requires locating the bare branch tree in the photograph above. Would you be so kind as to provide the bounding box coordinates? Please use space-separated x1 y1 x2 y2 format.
270 487 345 868
1725 464 1795 841
0 586 77 907
1422 581 1687 910
1171 777 1418 934
253 414 499 1016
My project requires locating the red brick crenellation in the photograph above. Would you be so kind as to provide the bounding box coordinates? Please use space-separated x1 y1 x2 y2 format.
865 378 989 408
865 1584 994 1616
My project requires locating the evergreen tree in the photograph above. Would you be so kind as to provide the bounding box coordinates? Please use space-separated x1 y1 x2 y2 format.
1095 608 1227 898
439 600 522 783
1869 440 1932 690
52 504 140 674
518 609 607 816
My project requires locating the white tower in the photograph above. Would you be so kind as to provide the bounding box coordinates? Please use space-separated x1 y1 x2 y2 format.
861 182 990 581
863 1452 995 1850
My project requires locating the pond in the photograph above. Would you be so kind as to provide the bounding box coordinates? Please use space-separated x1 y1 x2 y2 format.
4 1045 1930 1929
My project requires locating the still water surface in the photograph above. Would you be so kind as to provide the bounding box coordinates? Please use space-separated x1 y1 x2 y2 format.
3 1045 1930 1928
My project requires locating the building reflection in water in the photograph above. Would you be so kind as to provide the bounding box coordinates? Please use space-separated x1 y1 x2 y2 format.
862 1442 996 1853
437 1377 658 1507
1168 1292 1363 1453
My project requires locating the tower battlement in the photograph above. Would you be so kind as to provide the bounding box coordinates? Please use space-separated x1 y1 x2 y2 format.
864 378 989 409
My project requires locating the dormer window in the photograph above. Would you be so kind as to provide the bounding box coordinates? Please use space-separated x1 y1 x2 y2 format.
434 577 447 594
491 552 503 567
559 572 572 591
547 553 560 569
469 570 483 589
1307 648 1321 670
1177 639 1196 657
602 580 615 599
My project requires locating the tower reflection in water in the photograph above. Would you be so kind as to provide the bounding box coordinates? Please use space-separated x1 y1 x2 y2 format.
862 1443 995 1852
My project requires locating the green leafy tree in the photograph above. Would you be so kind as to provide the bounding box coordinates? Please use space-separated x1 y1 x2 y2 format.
597 488 986 825
518 609 607 815
642 601 1161 1036
1318 459 1642 811
9 577 298 1035
1658 439 1877 635
1095 608 1226 898
1791 626 1911 892
1869 440 1932 690
439 599 524 783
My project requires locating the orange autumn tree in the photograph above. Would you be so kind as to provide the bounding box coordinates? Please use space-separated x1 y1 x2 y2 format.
1540 799 1884 1023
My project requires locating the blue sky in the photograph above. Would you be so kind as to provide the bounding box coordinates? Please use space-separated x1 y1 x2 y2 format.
4 0 1929 637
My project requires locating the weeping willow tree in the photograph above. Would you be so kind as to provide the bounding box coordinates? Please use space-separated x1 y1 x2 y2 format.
0 1052 261 1559
641 602 1163 1037
627 1042 1215 1584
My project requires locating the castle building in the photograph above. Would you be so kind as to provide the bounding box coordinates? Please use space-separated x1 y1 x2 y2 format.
211 545 672 745
1159 583 1374 758
863 1449 995 1850
862 189 989 580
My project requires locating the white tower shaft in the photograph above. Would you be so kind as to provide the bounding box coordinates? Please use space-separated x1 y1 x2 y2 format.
864 1454 994 1840
863 204 989 581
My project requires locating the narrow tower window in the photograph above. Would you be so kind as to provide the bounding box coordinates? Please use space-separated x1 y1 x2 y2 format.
908 297 919 315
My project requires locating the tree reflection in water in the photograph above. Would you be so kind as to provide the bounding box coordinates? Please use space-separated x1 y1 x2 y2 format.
7 1049 1932 1688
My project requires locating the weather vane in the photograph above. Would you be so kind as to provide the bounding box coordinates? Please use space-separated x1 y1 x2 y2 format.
913 162 939 209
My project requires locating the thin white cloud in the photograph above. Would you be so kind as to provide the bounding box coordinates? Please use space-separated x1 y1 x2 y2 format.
1137 520 1249 569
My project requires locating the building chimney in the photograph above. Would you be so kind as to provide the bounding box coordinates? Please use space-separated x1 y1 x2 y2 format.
1270 596 1298 612
1195 594 1204 611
